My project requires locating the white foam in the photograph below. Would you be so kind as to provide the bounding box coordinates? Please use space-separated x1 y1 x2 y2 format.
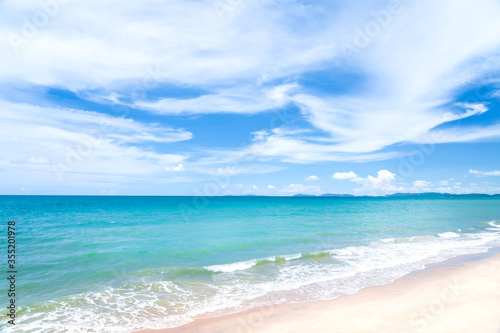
380 238 395 243
283 253 302 261
204 259 258 273
437 232 460 238
330 248 357 256
487 221 500 229
204 253 305 273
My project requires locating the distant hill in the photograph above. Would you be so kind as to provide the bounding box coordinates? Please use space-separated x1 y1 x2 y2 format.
293 193 355 197
320 193 356 197
290 192 500 198
388 192 500 198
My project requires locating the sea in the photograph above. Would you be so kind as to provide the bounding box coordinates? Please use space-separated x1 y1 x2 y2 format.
1 195 500 332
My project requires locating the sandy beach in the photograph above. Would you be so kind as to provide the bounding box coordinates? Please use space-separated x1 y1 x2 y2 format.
139 252 500 333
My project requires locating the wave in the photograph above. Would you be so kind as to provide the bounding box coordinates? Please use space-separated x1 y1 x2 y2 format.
437 232 460 238
486 221 500 230
205 259 258 273
204 253 304 273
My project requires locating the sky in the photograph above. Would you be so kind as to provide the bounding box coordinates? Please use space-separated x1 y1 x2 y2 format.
0 0 500 196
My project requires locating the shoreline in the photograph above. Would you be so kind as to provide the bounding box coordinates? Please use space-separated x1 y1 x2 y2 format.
137 249 500 333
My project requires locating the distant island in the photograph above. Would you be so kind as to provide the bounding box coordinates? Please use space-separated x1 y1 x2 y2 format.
223 192 500 198
292 192 500 198
320 193 356 197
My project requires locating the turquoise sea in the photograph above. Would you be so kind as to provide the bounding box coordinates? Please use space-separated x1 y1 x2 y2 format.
1 195 500 332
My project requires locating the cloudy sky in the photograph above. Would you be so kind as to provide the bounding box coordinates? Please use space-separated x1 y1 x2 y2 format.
1 0 500 195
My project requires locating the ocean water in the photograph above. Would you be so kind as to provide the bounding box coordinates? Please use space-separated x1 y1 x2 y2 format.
1 195 500 332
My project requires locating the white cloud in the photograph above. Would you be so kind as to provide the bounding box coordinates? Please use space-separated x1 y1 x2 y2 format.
165 164 185 172
406 180 433 192
289 97 497 155
454 103 489 118
247 128 402 163
0 99 292 191
332 171 358 180
413 180 431 188
267 184 276 189
280 184 320 195
0 101 192 144
439 180 449 186
252 185 258 189
28 157 49 164
0 1 338 90
365 170 397 189
305 175 319 181
435 181 500 194
353 170 403 195
134 84 298 115
193 164 285 176
244 0 500 160
0 100 191 187
470 169 500 176
412 124 500 145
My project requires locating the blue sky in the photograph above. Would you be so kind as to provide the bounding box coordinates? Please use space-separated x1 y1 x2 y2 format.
1 0 500 195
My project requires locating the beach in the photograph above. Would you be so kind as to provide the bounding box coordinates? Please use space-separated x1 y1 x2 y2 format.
3 196 500 332
140 251 500 333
